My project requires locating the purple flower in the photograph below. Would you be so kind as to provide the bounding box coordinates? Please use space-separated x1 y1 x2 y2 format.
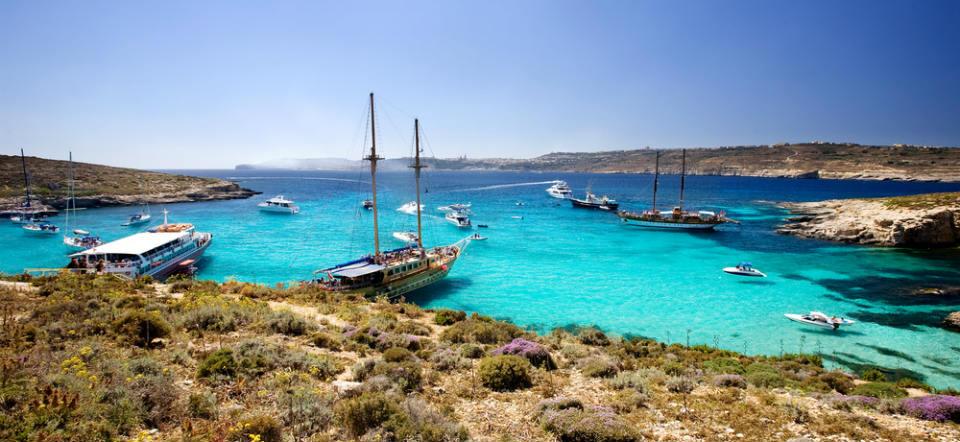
902 395 960 422
492 338 556 370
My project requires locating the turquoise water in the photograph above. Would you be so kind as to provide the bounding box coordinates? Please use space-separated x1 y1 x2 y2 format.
3 170 960 388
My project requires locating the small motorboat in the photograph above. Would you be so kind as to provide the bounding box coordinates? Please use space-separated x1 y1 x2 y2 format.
515 201 525 206
445 210 472 228
10 213 44 224
438 203 471 213
23 222 60 234
546 181 573 199
785 311 855 330
470 233 487 241
722 262 767 277
122 212 152 226
570 192 618 211
477 224 489 228
397 201 424 215
258 195 300 214
392 231 419 243
362 200 374 210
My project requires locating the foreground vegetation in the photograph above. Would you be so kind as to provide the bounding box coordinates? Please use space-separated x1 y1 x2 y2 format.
0 274 958 441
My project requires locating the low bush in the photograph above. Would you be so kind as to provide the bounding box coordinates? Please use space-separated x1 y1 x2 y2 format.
459 344 485 359
478 355 532 391
266 309 315 336
440 318 524 345
666 376 696 394
538 397 584 413
394 320 432 336
607 371 650 393
540 405 641 442
860 368 887 382
372 361 423 392
227 413 283 442
896 377 933 392
434 309 467 326
383 347 415 363
335 392 399 438
820 371 855 394
580 356 619 378
384 398 469 442
712 374 747 389
197 349 237 379
112 311 171 348
429 348 471 371
850 382 907 399
492 338 556 370
746 371 785 388
901 395 960 422
188 392 218 419
576 327 610 346
703 357 745 375
310 331 342 351
662 361 686 377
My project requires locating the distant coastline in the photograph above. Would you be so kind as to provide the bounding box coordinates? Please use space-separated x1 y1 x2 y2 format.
237 142 960 183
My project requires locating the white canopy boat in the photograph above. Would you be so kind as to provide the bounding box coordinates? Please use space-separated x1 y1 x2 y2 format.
258 195 300 214
445 210 471 228
398 201 424 215
546 180 573 199
722 262 767 277
23 222 60 234
392 231 419 244
784 311 855 330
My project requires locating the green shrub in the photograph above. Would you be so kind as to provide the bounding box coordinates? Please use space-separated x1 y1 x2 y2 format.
745 362 778 375
112 311 171 348
227 414 282 442
394 320 432 336
383 347 415 363
580 357 619 378
703 357 745 375
478 355 532 391
746 371 785 388
459 344 484 359
851 382 907 399
434 309 467 326
188 392 218 419
577 327 610 346
607 371 650 393
371 361 423 392
662 361 686 376
266 309 315 336
820 371 855 394
712 374 747 389
861 368 887 382
335 392 399 438
440 319 523 344
666 376 696 394
310 331 342 351
896 377 932 392
383 398 469 442
540 406 640 442
197 349 237 379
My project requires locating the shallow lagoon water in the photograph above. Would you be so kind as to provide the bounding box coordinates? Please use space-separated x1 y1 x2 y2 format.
3 170 960 388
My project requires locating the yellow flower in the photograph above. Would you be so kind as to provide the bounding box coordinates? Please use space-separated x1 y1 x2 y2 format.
248 435 262 442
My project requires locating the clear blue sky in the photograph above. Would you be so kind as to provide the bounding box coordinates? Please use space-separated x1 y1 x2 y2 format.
1 1 958 168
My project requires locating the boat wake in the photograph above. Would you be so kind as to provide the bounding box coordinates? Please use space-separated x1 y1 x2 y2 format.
455 180 560 192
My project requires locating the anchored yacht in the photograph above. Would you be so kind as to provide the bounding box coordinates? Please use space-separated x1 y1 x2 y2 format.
258 195 300 214
445 210 472 228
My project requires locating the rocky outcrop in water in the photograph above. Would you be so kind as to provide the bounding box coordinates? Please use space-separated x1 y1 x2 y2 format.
943 312 960 333
777 193 960 247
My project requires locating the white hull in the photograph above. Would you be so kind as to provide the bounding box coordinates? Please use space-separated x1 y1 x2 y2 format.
398 203 425 215
547 189 571 199
258 205 299 214
622 218 718 230
122 215 151 226
784 314 854 330
392 232 418 243
23 226 59 235
722 267 767 277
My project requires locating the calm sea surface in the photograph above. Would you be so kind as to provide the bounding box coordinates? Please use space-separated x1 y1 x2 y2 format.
4 170 960 388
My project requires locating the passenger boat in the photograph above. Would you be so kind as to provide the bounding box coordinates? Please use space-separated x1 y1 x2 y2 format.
785 311 855 330
445 210 472 228
258 195 300 214
66 209 212 280
313 94 468 299
618 149 730 230
62 152 103 250
397 201 424 215
546 180 573 199
23 222 60 234
392 231 418 244
722 262 766 277
438 203 471 213
570 192 619 211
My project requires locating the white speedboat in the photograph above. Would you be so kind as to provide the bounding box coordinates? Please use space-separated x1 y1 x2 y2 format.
23 222 60 234
470 233 487 241
122 212 152 226
258 195 300 214
392 231 419 244
722 262 767 277
398 201 424 215
438 203 471 213
546 181 573 199
784 311 855 330
64 230 103 250
445 210 471 228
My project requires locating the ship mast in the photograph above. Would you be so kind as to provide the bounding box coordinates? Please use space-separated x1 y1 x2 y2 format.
411 119 425 248
679 149 686 211
20 148 31 208
652 151 660 212
365 93 383 255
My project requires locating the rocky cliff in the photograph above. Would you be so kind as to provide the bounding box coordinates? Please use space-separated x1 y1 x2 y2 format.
777 193 960 247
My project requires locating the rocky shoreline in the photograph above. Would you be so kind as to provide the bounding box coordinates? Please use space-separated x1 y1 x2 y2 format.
777 193 960 248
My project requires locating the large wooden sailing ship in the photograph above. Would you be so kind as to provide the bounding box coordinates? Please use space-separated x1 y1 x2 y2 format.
313 93 466 298
617 149 730 230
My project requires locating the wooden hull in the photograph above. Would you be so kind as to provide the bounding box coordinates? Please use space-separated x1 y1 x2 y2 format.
620 216 719 230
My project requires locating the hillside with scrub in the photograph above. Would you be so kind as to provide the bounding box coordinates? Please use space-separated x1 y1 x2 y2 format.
0 274 958 441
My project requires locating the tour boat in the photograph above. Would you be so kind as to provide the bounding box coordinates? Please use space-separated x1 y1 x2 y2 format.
784 311 855 330
313 94 467 299
570 192 619 211
618 149 730 230
392 231 419 244
258 195 300 214
397 201 424 215
23 222 60 234
445 210 472 228
438 203 471 213
67 209 212 280
62 152 103 250
722 262 767 277
546 180 573 199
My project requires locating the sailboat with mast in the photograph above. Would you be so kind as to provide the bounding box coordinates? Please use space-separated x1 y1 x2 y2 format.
313 93 468 298
9 149 45 224
618 149 729 230
63 152 103 250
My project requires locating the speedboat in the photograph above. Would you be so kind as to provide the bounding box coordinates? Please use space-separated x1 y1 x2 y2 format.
445 210 471 228
470 233 487 241
362 200 374 210
122 212 152 226
784 311 855 330
722 262 767 277
258 195 300 214
23 222 60 234
392 231 419 244
438 203 471 213
10 213 45 224
546 181 573 199
397 201 424 215
570 192 619 211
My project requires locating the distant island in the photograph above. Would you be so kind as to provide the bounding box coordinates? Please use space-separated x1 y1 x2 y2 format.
1 154 258 212
238 142 960 182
